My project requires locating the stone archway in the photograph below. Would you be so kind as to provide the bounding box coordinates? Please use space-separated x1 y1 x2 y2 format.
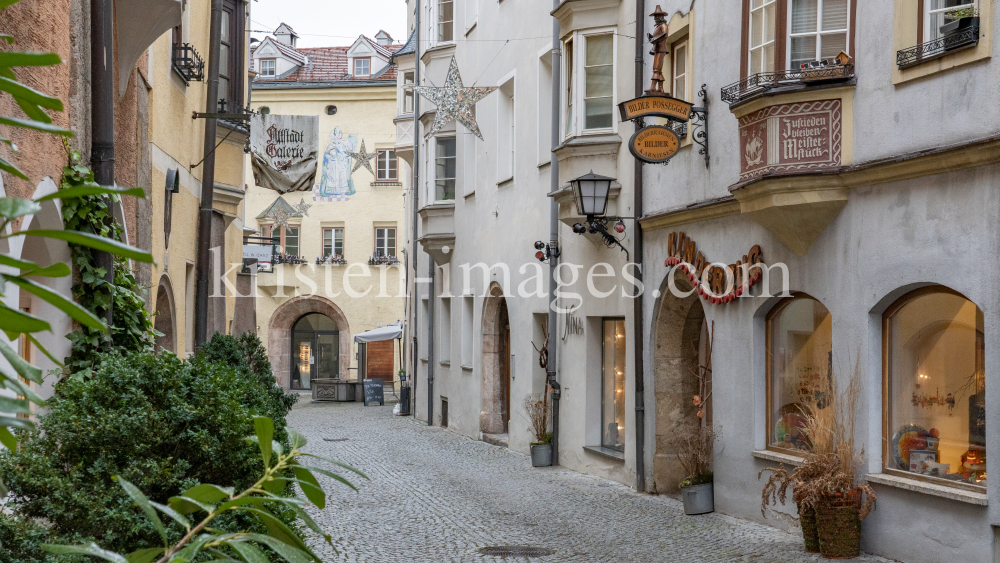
154 275 177 353
481 282 511 436
651 268 708 493
268 296 351 389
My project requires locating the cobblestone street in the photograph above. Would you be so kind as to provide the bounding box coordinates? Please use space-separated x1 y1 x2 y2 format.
289 401 895 563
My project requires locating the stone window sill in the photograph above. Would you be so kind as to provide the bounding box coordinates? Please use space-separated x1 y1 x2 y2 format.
461 364 473 372
583 446 624 462
752 449 804 467
439 360 450 367
866 473 987 506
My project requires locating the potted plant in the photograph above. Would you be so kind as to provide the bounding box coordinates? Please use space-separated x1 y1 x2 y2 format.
940 7 979 38
760 360 876 558
524 393 552 467
674 426 719 515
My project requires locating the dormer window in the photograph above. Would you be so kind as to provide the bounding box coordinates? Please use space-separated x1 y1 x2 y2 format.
260 59 276 77
354 57 371 77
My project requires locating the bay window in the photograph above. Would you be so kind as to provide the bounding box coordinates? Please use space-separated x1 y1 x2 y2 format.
435 136 457 201
789 0 850 70
884 287 986 490
742 0 855 77
438 0 454 42
563 31 616 137
284 226 299 256
766 294 833 454
748 0 777 74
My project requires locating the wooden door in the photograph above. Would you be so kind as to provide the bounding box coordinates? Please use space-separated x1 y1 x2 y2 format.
499 300 511 433
366 340 395 380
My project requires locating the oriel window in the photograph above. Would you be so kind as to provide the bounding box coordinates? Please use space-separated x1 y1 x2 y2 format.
749 0 778 74
438 0 454 42
583 34 614 130
284 226 299 256
789 0 850 70
435 137 457 201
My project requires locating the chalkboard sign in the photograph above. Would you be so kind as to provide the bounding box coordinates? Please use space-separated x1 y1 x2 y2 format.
363 378 385 406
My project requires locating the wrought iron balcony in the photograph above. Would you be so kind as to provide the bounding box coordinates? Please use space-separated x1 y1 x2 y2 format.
172 43 205 82
720 64 855 106
896 25 980 69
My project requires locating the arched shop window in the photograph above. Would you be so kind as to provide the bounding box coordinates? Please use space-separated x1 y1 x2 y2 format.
767 294 833 455
884 287 985 490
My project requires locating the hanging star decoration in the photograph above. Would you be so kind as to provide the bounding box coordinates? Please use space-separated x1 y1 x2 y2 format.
413 56 498 141
292 198 312 218
347 139 378 175
268 207 291 230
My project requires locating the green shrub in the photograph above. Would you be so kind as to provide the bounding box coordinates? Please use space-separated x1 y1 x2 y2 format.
0 347 298 557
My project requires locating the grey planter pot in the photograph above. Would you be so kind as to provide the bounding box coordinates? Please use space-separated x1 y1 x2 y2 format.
530 444 552 467
681 483 715 515
940 16 979 37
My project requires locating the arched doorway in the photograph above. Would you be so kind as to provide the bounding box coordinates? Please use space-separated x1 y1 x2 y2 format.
290 313 340 390
154 275 176 353
651 268 710 493
481 283 511 436
268 296 351 390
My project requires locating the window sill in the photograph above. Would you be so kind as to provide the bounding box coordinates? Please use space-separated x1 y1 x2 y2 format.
420 357 428 363
866 473 987 506
497 177 514 189
371 181 402 187
584 446 625 462
460 364 473 371
752 449 804 467
439 360 450 367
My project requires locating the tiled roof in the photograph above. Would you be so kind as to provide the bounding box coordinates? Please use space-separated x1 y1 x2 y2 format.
389 30 416 65
253 40 404 85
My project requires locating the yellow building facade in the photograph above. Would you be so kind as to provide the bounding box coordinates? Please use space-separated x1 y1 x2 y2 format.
246 28 406 391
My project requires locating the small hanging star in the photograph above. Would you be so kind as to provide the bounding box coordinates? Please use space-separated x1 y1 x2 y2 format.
347 139 378 175
292 198 312 217
269 207 291 230
413 56 498 141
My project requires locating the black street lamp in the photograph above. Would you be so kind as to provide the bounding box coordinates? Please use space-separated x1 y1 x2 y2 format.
569 171 630 259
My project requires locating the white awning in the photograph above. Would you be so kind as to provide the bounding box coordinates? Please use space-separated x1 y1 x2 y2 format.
116 0 183 97
354 322 403 343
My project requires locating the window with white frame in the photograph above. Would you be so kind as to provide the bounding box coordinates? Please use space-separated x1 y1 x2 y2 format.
284 226 299 256
375 227 396 258
438 0 454 42
435 136 457 201
749 0 777 74
564 31 615 136
377 150 397 181
789 0 850 70
537 51 553 164
354 57 371 77
403 72 415 113
323 228 344 258
925 0 978 42
672 39 688 100
497 77 515 182
260 59 275 78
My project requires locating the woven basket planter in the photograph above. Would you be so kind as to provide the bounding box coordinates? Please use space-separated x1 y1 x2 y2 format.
816 490 862 559
798 503 820 553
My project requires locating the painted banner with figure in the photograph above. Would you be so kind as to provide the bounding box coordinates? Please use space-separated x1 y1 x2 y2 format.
250 114 319 193
313 127 358 202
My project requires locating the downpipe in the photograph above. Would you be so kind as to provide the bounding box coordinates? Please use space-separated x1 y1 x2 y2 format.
548 0 562 465
632 0 647 493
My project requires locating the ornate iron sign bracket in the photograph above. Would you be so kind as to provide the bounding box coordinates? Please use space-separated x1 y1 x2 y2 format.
690 84 710 168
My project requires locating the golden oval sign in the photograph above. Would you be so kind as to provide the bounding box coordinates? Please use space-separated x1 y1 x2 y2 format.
629 126 680 164
618 95 694 122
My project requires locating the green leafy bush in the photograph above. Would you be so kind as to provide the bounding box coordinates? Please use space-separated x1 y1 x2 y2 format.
0 348 297 557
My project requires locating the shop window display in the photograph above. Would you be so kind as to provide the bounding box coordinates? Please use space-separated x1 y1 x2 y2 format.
602 319 626 451
885 288 985 488
767 295 833 453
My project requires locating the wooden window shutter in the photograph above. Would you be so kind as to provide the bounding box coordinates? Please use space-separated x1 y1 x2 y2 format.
775 0 788 71
740 0 751 79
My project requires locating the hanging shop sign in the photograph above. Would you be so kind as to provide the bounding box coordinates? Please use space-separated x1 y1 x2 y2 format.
618 95 694 123
250 113 319 193
663 231 765 306
738 99 842 182
243 244 273 266
629 126 681 164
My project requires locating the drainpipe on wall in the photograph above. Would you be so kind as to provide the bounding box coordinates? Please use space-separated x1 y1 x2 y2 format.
427 257 435 426
548 0 562 466
91 0 116 334
632 0 647 493
194 0 224 347
411 0 422 419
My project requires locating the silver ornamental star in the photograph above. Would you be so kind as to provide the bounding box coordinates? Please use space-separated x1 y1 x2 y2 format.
269 208 291 230
413 56 499 141
347 139 378 175
292 198 312 217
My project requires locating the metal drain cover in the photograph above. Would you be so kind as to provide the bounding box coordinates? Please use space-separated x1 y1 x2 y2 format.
478 546 556 558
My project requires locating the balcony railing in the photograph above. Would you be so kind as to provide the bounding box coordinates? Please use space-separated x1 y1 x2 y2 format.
896 25 979 69
172 43 205 83
720 64 855 106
